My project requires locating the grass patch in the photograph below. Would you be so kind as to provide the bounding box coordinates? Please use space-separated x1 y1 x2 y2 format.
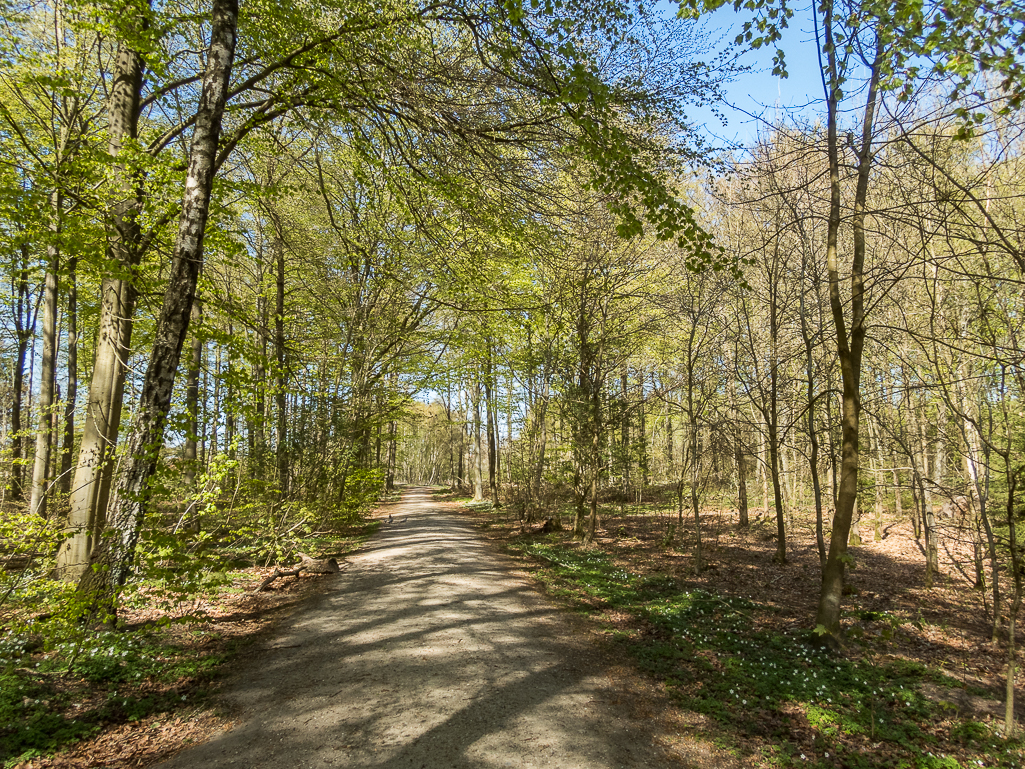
507 539 1022 769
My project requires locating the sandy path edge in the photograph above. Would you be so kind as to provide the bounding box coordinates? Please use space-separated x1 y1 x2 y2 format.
155 488 729 768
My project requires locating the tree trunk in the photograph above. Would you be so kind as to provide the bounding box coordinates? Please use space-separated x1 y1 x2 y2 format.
798 229 825 564
57 32 146 579
814 20 881 647
58 256 78 495
529 382 549 522
275 225 288 500
485 347 499 506
768 408 786 564
183 297 203 527
849 495 862 547
690 416 702 575
919 429 938 587
891 464 901 533
29 193 61 518
733 393 749 528
10 247 38 503
471 381 484 502
76 0 239 620
253 290 267 470
1003 468 1022 737
226 322 237 459
638 371 649 493
620 367 630 500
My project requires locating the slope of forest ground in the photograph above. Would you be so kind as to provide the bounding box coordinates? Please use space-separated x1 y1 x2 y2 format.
446 488 1025 769
0 522 378 769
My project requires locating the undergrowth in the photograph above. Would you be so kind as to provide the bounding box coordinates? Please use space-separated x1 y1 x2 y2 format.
507 538 1022 769
0 520 378 767
0 622 234 767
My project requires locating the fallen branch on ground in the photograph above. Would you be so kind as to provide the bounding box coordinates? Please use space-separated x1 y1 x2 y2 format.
254 553 343 592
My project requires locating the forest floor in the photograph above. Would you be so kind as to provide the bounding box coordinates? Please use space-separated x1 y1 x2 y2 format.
450 490 1025 768
7 488 1023 768
7 487 726 768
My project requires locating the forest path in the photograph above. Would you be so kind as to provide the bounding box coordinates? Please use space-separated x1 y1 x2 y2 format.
157 487 706 769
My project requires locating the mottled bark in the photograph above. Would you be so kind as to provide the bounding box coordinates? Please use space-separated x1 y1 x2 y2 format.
58 33 146 579
77 0 239 619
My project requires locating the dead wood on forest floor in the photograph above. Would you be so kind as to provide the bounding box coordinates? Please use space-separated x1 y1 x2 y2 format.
253 553 343 592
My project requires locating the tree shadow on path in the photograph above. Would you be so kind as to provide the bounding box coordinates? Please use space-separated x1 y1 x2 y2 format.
156 488 694 769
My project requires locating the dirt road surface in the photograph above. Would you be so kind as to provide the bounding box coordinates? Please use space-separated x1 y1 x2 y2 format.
157 488 706 768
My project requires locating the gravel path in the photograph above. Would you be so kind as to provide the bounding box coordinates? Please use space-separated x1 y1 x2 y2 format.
157 488 693 768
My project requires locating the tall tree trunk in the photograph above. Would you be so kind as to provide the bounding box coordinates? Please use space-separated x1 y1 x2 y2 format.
275 227 288 500
76 0 239 619
732 381 749 528
456 389 464 491
767 402 786 563
529 382 549 523
690 415 702 575
1002 468 1022 737
10 247 38 502
918 426 939 587
638 371 649 493
620 368 630 500
798 230 825 564
225 322 237 459
59 256 78 495
57 32 146 579
211 345 221 459
485 345 498 506
665 411 674 482
584 373 601 545
253 290 267 471
183 297 203 528
814 20 882 647
29 194 62 517
759 413 769 515
471 381 484 502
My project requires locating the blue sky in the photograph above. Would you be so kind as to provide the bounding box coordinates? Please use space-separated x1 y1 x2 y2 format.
684 4 828 147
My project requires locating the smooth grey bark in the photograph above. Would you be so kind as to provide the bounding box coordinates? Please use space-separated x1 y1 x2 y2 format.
58 255 78 495
58 33 146 579
77 0 239 619
29 193 62 517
